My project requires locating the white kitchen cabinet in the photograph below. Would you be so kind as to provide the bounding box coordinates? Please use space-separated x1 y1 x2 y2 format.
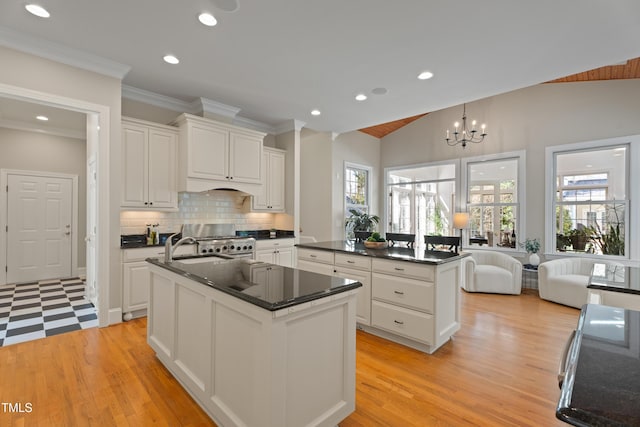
255 238 294 267
370 257 460 354
297 249 371 325
252 147 285 211
173 113 265 194
121 118 178 209
121 244 195 320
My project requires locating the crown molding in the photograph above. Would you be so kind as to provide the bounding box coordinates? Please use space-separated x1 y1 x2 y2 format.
233 116 276 134
274 119 306 135
0 26 130 80
122 85 192 112
194 97 241 119
0 118 85 140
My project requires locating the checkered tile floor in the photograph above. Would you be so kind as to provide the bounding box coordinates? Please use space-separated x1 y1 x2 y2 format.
0 277 98 347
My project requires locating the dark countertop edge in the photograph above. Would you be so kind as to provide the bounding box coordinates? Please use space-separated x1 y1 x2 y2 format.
121 230 296 248
146 258 361 312
586 283 640 296
295 241 470 265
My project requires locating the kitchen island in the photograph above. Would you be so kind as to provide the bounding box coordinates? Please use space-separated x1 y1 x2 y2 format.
146 256 361 427
296 240 469 354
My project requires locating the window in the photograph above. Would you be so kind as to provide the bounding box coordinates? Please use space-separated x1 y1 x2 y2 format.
552 146 628 256
344 163 372 239
386 162 456 245
462 152 525 249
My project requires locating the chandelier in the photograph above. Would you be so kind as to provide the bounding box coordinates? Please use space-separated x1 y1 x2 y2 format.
445 104 487 148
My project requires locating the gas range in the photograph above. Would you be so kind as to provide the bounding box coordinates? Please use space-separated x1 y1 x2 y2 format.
181 223 255 258
196 236 256 257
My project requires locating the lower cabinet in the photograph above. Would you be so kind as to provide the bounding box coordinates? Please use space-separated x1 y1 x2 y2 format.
297 247 462 354
255 238 294 267
297 249 372 326
121 245 195 321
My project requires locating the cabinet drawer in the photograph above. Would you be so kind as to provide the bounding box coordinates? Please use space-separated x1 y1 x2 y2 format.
122 245 195 263
296 259 335 276
297 248 334 264
334 253 371 271
372 258 434 281
255 238 294 251
371 300 433 344
372 273 434 313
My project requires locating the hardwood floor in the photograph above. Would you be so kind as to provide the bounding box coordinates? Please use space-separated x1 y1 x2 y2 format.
0 290 579 426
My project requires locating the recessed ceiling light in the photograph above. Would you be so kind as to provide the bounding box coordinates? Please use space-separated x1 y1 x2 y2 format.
418 71 434 80
311 109 321 116
355 94 367 101
586 164 593 168
198 12 217 26
36 115 49 121
163 55 180 65
25 4 50 18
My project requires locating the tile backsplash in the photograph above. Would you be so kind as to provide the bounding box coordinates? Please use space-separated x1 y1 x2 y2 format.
120 190 276 235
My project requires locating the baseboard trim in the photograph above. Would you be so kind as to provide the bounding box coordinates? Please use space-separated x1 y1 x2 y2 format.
108 308 123 325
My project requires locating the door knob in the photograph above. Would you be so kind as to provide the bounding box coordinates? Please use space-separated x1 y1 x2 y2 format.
65 231 71 235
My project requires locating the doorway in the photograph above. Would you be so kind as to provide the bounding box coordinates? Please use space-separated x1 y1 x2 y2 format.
5 171 77 284
0 82 110 328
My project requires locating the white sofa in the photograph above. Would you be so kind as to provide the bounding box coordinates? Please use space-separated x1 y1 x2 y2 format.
538 258 597 309
463 250 522 294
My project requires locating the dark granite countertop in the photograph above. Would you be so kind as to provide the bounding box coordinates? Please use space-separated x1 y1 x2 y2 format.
296 240 470 265
587 263 640 296
236 229 295 240
557 304 640 426
146 256 361 311
121 230 296 248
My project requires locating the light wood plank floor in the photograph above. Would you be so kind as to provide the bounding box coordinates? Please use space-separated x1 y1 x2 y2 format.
0 290 579 426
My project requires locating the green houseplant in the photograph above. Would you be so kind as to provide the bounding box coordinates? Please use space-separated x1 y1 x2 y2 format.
345 209 380 241
519 237 541 266
585 204 625 256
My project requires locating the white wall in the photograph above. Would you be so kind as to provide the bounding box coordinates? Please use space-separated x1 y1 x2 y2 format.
0 127 87 267
381 79 640 259
0 45 121 314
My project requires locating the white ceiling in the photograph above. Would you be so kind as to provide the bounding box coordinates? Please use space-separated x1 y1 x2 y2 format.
1 1 640 134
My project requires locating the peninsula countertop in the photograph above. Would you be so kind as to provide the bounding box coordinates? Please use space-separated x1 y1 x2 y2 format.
146 256 361 312
296 240 470 264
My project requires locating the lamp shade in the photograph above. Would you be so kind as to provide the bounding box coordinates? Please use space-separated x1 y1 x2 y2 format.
453 212 470 229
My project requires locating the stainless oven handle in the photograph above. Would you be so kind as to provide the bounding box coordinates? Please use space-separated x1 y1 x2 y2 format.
557 329 577 389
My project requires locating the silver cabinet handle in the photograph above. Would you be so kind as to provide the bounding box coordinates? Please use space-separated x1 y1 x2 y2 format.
309 254 317 258
394 290 404 295
394 267 404 271
394 320 404 325
347 260 355 264
558 329 577 388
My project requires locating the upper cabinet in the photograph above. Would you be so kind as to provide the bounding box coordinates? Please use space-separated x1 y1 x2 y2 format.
121 118 178 209
173 113 265 194
252 147 285 212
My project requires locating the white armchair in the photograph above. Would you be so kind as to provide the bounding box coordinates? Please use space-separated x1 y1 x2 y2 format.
464 250 522 294
538 258 597 309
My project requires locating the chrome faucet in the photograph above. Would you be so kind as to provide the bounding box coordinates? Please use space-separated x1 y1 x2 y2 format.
165 233 197 263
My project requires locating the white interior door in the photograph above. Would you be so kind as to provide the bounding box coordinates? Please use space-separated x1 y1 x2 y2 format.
7 173 73 283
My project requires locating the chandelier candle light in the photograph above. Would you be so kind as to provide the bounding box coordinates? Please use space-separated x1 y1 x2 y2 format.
446 104 487 148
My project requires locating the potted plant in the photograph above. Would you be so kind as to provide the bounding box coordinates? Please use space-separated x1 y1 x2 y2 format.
345 209 380 241
519 237 541 266
585 204 625 256
568 228 588 251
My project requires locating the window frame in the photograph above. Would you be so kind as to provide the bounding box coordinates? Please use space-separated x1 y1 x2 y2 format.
344 162 373 239
460 150 527 252
545 136 640 261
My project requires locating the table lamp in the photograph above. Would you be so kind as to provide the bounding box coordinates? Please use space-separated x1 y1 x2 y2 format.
453 212 469 249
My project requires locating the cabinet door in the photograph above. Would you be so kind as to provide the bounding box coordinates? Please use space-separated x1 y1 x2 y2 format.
229 131 262 184
123 260 151 312
188 122 229 180
334 267 371 325
148 128 178 208
267 150 285 211
121 124 148 207
275 246 294 268
255 249 275 264
252 151 270 210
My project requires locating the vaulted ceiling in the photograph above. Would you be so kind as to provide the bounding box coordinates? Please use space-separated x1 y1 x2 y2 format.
359 58 640 138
